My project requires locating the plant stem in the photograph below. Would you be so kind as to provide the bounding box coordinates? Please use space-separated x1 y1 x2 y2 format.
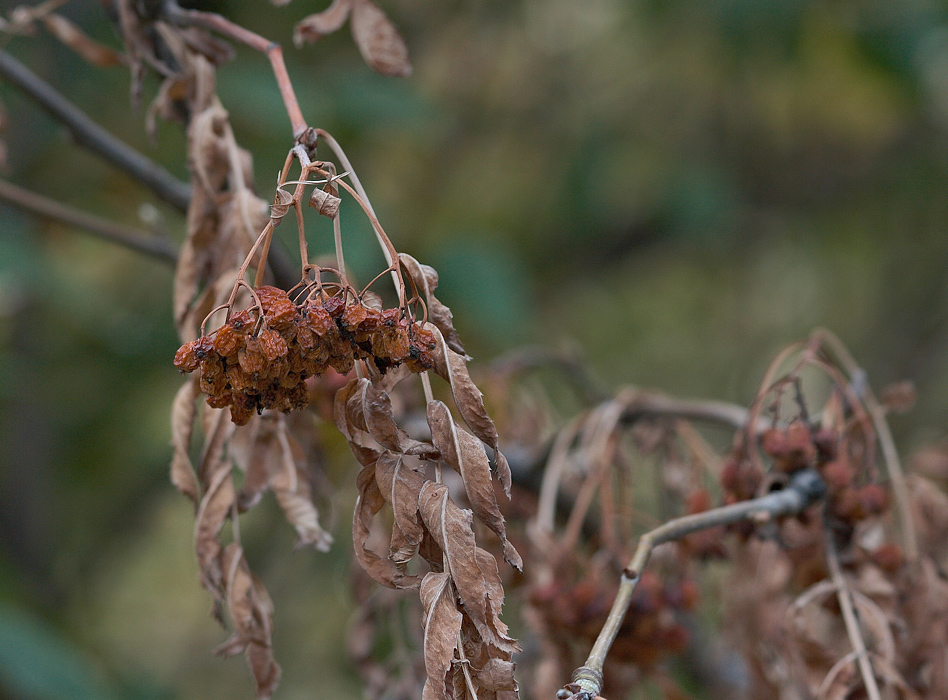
0 48 191 211
566 469 827 699
0 177 177 263
163 2 307 138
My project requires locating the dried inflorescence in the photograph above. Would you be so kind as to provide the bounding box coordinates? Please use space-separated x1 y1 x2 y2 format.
174 285 437 425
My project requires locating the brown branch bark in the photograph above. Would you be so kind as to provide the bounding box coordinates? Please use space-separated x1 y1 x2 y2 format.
0 178 177 263
0 48 192 211
564 469 828 700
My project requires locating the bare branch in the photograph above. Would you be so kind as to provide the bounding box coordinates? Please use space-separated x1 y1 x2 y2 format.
0 177 177 263
0 48 192 211
564 469 828 700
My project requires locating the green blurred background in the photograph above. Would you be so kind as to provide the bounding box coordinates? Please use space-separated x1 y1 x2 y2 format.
2 0 948 698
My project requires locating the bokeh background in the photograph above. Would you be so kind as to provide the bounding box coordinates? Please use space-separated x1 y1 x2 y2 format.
2 0 948 698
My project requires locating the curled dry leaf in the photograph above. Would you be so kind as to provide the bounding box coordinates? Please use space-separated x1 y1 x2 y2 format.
273 420 333 551
420 572 464 700
170 377 201 504
195 445 235 598
350 0 412 77
427 324 513 495
293 0 354 45
215 544 281 700
418 481 519 654
427 400 522 570
354 462 421 589
399 254 465 355
310 187 342 218
375 450 426 566
347 378 440 458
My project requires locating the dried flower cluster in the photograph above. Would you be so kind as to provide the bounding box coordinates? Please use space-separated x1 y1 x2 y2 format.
174 285 437 424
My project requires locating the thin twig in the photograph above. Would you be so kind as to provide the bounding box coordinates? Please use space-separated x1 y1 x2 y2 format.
0 177 177 263
565 469 828 699
813 328 918 562
0 48 191 211
825 532 883 700
163 1 306 137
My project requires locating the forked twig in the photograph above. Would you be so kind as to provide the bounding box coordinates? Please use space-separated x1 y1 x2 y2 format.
825 532 883 700
564 469 827 699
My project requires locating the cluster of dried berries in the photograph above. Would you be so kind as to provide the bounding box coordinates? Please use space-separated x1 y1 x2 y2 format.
174 285 437 425
758 422 889 528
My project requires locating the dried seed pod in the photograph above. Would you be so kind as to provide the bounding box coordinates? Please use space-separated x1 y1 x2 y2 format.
322 295 345 319
230 403 254 426
238 337 268 375
309 187 341 218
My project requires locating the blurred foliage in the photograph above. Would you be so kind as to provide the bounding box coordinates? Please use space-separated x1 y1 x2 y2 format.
3 0 948 698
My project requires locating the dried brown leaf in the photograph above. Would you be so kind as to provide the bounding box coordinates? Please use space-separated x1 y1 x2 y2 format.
335 379 384 466
427 400 521 570
418 481 519 654
215 544 281 700
194 453 234 597
293 0 353 45
350 0 412 78
354 462 420 589
347 378 439 458
427 324 512 495
420 572 463 700
41 13 125 67
273 420 333 551
472 658 518 692
400 254 465 355
375 451 426 565
171 377 201 504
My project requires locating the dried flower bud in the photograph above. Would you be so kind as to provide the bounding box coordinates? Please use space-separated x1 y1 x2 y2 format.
309 187 341 218
213 324 244 357
259 328 289 362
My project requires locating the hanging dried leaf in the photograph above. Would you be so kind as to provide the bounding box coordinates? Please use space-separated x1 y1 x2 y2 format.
270 188 294 227
170 377 201 504
293 0 354 45
354 462 421 589
41 13 125 67
335 379 384 466
427 400 521 570
215 544 281 700
400 254 465 355
347 378 440 458
427 324 512 495
418 481 519 654
350 0 412 78
273 420 333 551
194 450 235 597
420 572 463 700
310 187 342 218
375 450 426 565
472 658 518 692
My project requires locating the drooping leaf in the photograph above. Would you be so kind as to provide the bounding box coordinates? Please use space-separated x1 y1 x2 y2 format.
418 482 519 653
427 324 512 495
353 462 420 589
215 544 281 700
170 377 201 504
272 420 333 551
375 450 426 565
420 572 463 700
350 0 412 78
427 400 521 570
293 0 354 45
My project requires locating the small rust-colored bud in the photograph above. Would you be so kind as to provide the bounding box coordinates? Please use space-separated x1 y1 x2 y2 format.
322 295 345 319
871 543 904 573
761 428 788 459
857 484 888 516
309 187 341 218
174 339 202 372
341 303 368 331
265 298 298 331
229 309 254 334
821 459 853 489
206 390 233 409
302 306 335 337
230 403 254 426
259 328 289 362
213 324 244 357
238 337 267 375
785 422 815 462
